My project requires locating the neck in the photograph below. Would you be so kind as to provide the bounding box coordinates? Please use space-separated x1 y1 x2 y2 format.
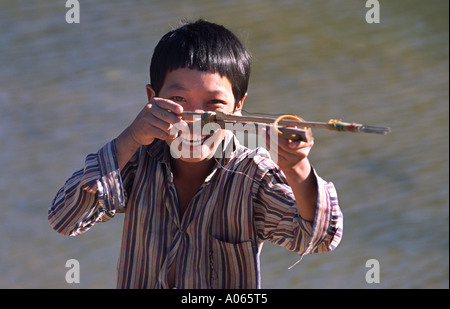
171 157 217 183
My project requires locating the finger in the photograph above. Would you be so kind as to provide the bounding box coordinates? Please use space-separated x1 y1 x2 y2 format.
283 138 314 152
262 126 301 151
146 112 175 132
145 102 182 126
142 116 183 142
282 148 308 162
149 125 172 141
153 98 183 115
261 126 313 156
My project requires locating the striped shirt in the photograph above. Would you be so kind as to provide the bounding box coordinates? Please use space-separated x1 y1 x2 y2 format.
49 132 343 289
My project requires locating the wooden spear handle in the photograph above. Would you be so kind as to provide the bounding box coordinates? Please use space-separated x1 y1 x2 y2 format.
215 110 312 142
213 120 312 142
214 109 327 129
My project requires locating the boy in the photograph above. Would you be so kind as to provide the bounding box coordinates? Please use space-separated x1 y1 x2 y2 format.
49 20 342 289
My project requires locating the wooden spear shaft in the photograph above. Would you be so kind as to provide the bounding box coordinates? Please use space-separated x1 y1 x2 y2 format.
180 109 391 135
214 110 329 129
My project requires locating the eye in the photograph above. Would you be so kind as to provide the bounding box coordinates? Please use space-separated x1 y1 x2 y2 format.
208 99 226 105
170 96 186 102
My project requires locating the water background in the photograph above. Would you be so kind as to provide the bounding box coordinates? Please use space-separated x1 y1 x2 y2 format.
0 0 448 288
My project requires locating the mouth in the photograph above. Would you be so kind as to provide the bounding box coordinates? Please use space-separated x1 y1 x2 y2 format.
177 120 221 147
179 134 213 147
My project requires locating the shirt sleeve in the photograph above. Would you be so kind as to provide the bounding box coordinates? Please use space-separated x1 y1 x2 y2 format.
253 158 343 256
48 140 134 236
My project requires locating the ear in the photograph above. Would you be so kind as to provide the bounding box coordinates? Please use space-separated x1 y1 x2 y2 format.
145 84 156 101
233 92 247 115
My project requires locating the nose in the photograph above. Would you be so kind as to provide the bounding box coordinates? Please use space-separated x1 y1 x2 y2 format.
180 112 205 130
181 99 207 114
192 108 205 114
181 103 205 119
190 101 206 113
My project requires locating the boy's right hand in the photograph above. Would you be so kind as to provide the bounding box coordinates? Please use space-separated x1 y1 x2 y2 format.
128 98 184 146
115 97 184 170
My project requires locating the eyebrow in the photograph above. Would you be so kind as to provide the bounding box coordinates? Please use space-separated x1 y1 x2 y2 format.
166 82 228 97
166 83 189 91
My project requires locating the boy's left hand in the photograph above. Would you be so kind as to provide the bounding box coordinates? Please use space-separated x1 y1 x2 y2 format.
261 127 315 180
261 126 318 222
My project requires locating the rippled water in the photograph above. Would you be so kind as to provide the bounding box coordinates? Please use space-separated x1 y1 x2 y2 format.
0 0 448 288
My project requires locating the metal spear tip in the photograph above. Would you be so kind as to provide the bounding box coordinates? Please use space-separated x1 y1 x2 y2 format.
360 125 391 135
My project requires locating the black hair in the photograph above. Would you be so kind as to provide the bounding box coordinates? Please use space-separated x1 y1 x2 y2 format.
150 20 251 105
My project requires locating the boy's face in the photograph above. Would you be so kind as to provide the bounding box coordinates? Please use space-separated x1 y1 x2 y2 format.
158 68 245 163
